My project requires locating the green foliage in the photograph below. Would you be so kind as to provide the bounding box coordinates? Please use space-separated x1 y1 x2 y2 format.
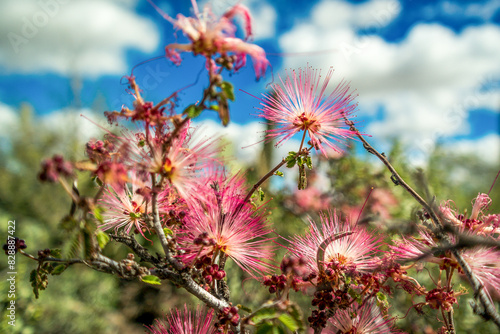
96 230 110 250
221 81 235 101
1 105 499 333
185 104 203 119
141 275 162 285
251 302 304 333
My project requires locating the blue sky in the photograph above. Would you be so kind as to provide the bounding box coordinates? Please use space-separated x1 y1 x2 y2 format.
0 0 499 166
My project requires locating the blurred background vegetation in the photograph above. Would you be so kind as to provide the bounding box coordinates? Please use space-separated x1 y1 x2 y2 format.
1 106 499 333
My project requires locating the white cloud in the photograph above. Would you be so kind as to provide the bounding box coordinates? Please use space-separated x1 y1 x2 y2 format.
0 0 159 77
440 0 500 21
194 119 300 166
41 109 106 143
278 0 500 160
0 102 18 135
448 134 500 165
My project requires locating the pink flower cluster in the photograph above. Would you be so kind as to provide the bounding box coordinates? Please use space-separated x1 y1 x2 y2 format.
158 0 269 78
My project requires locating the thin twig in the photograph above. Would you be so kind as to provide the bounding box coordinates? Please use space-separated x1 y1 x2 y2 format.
150 176 184 271
347 121 500 329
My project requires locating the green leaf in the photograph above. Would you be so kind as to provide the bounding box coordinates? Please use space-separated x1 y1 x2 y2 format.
348 288 362 304
274 171 284 177
163 228 173 236
96 230 110 249
184 104 203 118
256 323 274 334
285 156 296 168
51 264 67 275
141 275 161 285
305 156 313 169
30 277 40 299
258 187 265 201
237 304 253 313
376 291 389 308
278 313 299 331
93 207 104 224
49 249 62 258
221 81 235 101
251 307 277 324
83 228 94 259
287 303 304 332
66 232 82 259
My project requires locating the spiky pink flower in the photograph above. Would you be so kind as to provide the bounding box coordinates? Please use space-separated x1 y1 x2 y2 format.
157 125 221 201
327 300 398 334
391 230 500 301
440 193 500 236
155 0 269 78
257 67 357 155
179 172 274 275
99 177 153 238
147 304 215 334
110 122 221 203
286 211 381 275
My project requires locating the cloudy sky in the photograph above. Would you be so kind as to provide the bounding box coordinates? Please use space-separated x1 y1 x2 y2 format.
0 0 499 166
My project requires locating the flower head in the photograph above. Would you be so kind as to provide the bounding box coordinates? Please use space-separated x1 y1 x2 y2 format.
147 304 215 334
440 193 500 236
98 174 177 239
287 211 381 275
161 0 269 78
391 229 500 301
99 177 152 238
258 67 357 155
327 300 398 334
109 122 221 203
179 171 274 275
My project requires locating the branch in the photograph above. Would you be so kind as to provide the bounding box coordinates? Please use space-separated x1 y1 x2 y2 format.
91 253 149 279
348 122 500 329
150 177 184 271
110 231 164 266
243 157 287 204
450 248 500 327
346 121 442 230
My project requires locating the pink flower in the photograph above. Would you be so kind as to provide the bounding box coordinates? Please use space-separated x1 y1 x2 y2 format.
391 230 500 301
98 173 179 239
179 172 274 275
286 211 381 275
257 67 357 155
159 0 269 79
292 186 331 213
440 193 499 236
327 300 398 334
99 176 153 238
147 304 215 334
111 122 221 203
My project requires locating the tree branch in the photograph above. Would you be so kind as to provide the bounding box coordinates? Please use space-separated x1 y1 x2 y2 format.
347 122 500 329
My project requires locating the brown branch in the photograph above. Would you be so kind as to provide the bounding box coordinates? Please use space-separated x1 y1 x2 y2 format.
150 176 184 271
243 157 287 204
348 122 500 329
109 231 164 266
